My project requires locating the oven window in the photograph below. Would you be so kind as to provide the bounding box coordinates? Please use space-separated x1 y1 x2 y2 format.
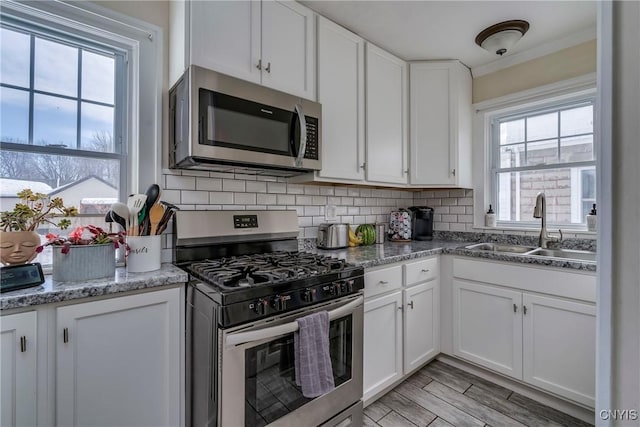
244 316 353 426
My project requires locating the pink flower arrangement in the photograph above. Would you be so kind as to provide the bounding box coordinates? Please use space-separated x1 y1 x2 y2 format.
38 225 128 255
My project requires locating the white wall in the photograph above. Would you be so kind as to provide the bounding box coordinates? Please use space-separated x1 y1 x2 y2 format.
608 1 640 422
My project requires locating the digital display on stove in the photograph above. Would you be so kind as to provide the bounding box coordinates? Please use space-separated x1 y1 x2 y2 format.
233 214 258 229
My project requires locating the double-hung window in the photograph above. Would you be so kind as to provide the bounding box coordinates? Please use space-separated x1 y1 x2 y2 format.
491 97 596 228
1 19 127 265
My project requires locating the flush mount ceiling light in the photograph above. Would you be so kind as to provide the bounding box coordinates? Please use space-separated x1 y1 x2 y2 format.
475 20 530 56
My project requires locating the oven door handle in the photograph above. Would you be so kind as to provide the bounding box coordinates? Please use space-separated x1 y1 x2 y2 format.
225 295 363 346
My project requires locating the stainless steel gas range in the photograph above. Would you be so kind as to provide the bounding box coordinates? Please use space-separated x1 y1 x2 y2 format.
174 210 364 427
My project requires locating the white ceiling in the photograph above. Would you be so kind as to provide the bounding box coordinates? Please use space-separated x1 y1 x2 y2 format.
301 1 597 69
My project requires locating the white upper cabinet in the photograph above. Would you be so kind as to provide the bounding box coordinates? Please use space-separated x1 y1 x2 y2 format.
409 61 472 187
171 0 315 100
366 43 408 185
316 16 365 181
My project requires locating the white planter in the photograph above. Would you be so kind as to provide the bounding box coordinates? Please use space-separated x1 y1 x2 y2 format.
52 244 116 282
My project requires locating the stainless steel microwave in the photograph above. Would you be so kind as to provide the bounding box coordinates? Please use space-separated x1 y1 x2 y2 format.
169 66 321 175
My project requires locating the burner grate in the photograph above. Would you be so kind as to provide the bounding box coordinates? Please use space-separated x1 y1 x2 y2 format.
188 251 348 289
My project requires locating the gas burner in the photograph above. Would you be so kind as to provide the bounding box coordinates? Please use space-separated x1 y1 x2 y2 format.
188 252 349 289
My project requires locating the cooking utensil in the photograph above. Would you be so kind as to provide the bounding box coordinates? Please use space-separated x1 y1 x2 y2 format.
156 207 177 235
149 203 165 235
127 194 147 236
110 203 130 232
142 184 161 234
105 211 113 233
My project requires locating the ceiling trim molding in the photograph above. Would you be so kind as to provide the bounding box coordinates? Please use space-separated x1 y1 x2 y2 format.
471 27 596 78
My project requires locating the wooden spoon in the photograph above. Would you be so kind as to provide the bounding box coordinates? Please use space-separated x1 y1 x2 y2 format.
149 203 165 235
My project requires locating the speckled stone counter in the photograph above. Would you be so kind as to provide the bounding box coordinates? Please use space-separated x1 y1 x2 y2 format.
308 240 597 272
1 263 188 311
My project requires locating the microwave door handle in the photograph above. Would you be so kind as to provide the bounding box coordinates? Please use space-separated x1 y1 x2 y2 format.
294 104 307 168
225 295 363 346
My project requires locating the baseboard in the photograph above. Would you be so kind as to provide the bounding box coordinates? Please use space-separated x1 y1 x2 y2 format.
436 354 595 425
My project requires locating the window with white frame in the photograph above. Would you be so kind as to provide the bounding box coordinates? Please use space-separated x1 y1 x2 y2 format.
491 97 596 228
1 1 161 268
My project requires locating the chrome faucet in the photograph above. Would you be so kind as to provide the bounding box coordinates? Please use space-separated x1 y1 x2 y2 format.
533 192 562 248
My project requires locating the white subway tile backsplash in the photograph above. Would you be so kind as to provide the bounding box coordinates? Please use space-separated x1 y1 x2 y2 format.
257 193 277 205
304 206 320 216
160 173 517 240
223 179 245 192
277 194 296 205
166 175 195 190
196 177 222 191
267 182 287 193
304 185 320 195
235 193 257 205
210 192 234 205
287 184 305 194
246 181 267 193
182 190 209 204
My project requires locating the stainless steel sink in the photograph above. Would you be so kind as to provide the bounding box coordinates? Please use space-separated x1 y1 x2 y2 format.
526 248 597 262
465 243 537 254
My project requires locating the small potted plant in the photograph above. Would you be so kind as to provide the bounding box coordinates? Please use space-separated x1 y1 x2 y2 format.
42 225 128 282
0 189 77 266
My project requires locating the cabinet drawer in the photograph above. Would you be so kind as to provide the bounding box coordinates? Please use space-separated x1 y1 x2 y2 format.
364 265 402 298
404 257 438 286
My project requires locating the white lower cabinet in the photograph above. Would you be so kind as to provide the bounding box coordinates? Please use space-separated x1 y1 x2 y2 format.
403 280 439 373
452 281 522 378
363 257 439 402
522 293 596 406
452 259 596 408
1 311 37 427
56 288 182 427
363 291 403 401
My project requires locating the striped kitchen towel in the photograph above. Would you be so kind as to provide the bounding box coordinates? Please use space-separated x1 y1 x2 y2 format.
294 310 335 398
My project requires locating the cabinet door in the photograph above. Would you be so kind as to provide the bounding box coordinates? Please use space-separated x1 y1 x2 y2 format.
522 293 596 407
409 61 471 186
363 291 402 401
365 43 407 184
453 280 523 379
404 280 439 374
189 0 261 84
1 312 37 427
261 0 315 99
317 17 365 181
56 288 182 427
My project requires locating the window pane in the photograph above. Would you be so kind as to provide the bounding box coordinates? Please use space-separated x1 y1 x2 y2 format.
560 135 594 162
0 27 30 88
34 37 78 96
561 105 593 136
581 168 596 199
497 168 579 225
0 87 29 143
499 119 524 145
499 144 524 168
526 112 557 141
527 139 558 166
81 103 114 151
82 51 115 104
33 94 77 147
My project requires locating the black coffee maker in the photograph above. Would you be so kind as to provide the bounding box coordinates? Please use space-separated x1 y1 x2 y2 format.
408 206 434 241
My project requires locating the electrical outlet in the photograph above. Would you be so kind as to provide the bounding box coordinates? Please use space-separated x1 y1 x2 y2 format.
325 204 338 222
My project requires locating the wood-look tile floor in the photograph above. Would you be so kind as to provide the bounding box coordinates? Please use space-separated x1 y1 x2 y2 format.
364 360 593 427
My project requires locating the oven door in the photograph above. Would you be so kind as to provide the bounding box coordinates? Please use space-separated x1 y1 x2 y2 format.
219 294 363 427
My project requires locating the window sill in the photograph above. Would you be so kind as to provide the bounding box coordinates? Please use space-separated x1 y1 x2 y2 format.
471 225 597 237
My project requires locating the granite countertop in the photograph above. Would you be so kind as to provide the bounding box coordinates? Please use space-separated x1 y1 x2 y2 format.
1 263 188 311
310 240 597 272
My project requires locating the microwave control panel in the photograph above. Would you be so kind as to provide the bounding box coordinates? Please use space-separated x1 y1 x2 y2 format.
304 116 319 160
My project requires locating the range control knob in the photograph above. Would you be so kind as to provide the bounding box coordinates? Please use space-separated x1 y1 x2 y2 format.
302 288 317 303
273 295 288 311
332 282 342 296
345 280 354 293
253 299 268 316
